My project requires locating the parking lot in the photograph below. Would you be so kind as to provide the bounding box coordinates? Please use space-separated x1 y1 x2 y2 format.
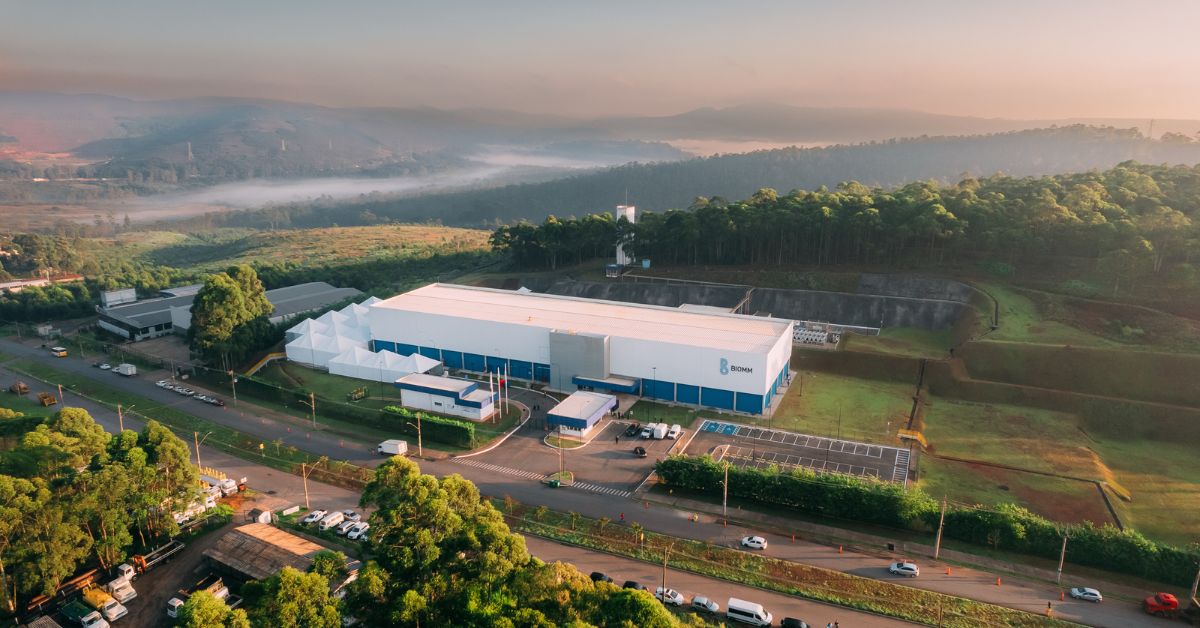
687 420 910 483
460 417 679 498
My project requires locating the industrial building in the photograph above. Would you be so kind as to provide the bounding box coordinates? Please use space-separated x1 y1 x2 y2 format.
394 372 496 421
98 281 361 341
368 283 793 415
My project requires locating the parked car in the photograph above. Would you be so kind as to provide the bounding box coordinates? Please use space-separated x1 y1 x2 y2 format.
207 396 225 407
666 424 682 439
194 394 211 403
633 446 647 457
781 618 810 628
347 522 370 541
1069 587 1103 602
302 509 328 525
155 380 170 388
624 423 641 437
639 423 656 439
589 571 613 583
337 520 358 535
654 587 685 606
98 363 112 371
342 510 362 522
888 561 920 577
176 387 195 396
622 581 646 591
691 596 719 613
740 536 768 550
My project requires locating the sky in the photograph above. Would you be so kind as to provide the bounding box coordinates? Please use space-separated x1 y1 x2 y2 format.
3 0 1199 119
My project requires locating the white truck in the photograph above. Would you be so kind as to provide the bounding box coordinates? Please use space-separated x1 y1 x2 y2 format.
200 474 239 497
652 423 668 439
318 510 345 532
112 363 137 377
82 586 128 622
105 575 137 603
376 439 408 456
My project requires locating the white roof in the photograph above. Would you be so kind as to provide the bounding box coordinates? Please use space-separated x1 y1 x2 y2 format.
287 318 329 336
549 391 616 419
372 284 792 353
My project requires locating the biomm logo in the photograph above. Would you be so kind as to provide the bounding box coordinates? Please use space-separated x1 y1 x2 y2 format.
719 358 729 375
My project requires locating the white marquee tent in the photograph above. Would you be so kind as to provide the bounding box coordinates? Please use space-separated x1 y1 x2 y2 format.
285 332 367 368
285 317 329 343
327 346 439 382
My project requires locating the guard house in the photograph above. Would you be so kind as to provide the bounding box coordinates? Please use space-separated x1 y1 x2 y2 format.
394 373 496 422
546 390 617 438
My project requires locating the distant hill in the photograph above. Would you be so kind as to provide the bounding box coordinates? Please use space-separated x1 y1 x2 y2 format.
239 125 1200 227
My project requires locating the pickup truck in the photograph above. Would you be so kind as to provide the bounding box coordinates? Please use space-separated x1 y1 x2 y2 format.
168 573 242 618
61 600 109 628
82 585 127 622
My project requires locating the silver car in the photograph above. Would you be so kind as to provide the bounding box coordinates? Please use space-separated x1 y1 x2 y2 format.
1069 587 1103 603
691 596 719 613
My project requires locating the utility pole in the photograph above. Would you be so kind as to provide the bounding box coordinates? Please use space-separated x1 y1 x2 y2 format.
407 417 423 457
57 383 63 404
300 462 312 509
934 497 947 559
117 403 133 433
1056 535 1069 585
194 431 202 471
309 391 316 428
229 371 238 406
661 544 670 599
559 425 565 475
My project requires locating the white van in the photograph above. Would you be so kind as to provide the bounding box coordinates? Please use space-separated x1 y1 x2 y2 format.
726 597 772 626
318 510 345 532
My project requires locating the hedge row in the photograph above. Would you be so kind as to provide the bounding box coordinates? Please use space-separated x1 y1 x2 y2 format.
656 455 1200 587
382 405 475 448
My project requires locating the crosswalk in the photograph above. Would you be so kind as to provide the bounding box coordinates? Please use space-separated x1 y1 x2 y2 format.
893 449 911 484
453 459 632 498
572 481 632 498
455 458 546 481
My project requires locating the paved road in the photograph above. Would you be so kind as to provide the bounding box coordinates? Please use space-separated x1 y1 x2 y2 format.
2 338 1153 627
524 535 907 627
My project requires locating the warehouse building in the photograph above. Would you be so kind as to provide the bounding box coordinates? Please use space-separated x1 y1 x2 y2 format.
98 281 361 341
369 284 793 415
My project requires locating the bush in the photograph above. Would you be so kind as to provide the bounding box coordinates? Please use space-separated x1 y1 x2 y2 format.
657 454 1200 587
1060 279 1100 298
382 406 475 448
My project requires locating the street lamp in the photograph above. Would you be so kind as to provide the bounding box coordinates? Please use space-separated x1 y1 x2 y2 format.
194 431 213 471
228 371 238 406
406 416 423 457
299 392 316 428
299 456 326 510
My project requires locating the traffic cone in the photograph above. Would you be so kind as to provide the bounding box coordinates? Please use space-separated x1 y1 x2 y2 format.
996 577 1001 587
946 567 952 575
838 545 843 555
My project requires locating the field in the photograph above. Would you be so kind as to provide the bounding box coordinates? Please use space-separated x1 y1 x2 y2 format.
770 371 914 443
981 283 1116 347
135 225 491 272
842 327 955 358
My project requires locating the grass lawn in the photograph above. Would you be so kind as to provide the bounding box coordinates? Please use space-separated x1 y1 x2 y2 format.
982 283 1116 347
771 372 913 443
0 389 61 420
256 362 405 408
843 327 956 358
1087 438 1200 547
921 395 1200 545
917 456 1112 527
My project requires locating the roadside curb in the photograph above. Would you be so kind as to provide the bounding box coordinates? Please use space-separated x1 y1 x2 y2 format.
454 400 532 459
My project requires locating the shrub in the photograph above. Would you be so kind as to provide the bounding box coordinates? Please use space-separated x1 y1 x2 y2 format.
382 406 475 448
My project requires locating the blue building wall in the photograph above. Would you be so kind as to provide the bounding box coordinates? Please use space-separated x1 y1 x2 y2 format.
372 337 790 415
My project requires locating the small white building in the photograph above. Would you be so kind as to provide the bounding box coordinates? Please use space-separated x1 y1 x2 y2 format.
394 373 495 422
547 390 617 438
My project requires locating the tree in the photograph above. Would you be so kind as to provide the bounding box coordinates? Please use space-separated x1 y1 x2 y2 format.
248 567 341 628
309 550 347 583
179 590 250 628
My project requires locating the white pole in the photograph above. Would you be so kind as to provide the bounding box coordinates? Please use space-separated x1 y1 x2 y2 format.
504 364 510 412
489 371 496 420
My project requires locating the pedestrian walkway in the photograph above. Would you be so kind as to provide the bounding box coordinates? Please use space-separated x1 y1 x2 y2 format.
453 459 632 498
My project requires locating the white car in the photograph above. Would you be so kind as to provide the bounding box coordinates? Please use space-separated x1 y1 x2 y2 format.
888 561 920 577
194 394 210 402
691 596 719 613
155 379 169 387
654 587 685 606
337 519 358 535
302 509 328 525
740 536 768 550
342 510 362 522
348 522 370 540
176 387 195 396
666 424 682 439
1069 587 1103 603
99 363 112 370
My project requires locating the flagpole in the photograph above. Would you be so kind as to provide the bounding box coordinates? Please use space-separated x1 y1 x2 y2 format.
489 371 496 422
